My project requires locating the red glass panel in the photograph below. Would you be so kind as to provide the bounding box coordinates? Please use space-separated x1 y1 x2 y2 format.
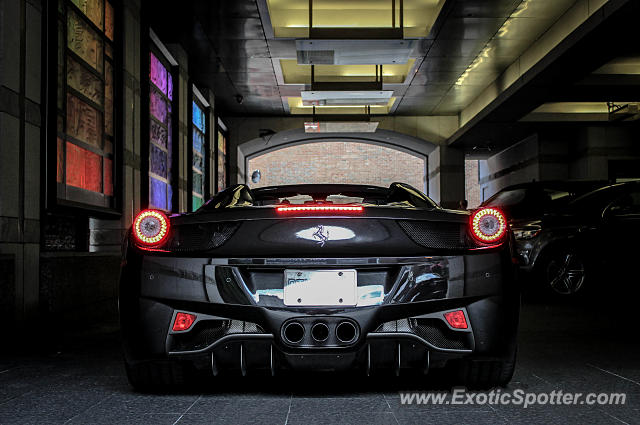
104 157 113 196
150 53 167 94
66 142 102 192
66 93 102 148
56 138 64 183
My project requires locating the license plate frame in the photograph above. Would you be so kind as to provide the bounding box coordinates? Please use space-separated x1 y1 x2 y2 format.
284 269 357 306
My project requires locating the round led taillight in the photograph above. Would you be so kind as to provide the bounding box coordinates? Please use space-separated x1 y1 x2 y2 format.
133 209 170 246
470 207 507 243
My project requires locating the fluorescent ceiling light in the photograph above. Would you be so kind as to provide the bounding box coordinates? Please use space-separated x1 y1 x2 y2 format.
304 121 379 133
296 40 415 65
301 90 393 106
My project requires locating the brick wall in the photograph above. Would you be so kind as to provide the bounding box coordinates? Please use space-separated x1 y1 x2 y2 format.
247 142 426 191
465 159 481 208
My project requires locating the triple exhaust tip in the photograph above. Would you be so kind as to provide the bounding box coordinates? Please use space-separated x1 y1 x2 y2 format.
283 321 305 344
335 321 356 343
282 321 357 344
311 322 329 342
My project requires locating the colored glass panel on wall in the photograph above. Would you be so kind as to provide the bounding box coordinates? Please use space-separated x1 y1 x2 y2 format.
66 93 102 147
104 1 114 40
217 129 227 193
67 11 103 73
55 0 116 209
150 53 167 95
57 138 64 183
148 50 174 212
104 157 113 196
70 0 103 30
104 60 113 135
191 101 206 210
66 141 102 192
67 56 102 105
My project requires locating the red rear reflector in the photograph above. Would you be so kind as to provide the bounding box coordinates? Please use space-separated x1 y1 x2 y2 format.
172 312 196 332
276 205 363 213
443 310 468 329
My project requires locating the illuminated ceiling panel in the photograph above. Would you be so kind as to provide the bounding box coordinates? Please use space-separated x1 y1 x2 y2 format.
280 59 415 84
288 96 396 114
266 0 445 38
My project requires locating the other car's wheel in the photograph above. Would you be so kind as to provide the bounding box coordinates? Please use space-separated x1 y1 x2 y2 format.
544 250 587 296
125 360 190 391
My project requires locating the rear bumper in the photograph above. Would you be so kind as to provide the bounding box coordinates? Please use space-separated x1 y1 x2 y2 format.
120 250 519 373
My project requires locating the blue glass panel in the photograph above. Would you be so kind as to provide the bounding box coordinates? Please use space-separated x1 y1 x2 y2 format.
192 102 205 132
150 177 167 210
167 184 173 211
193 130 204 155
150 145 167 178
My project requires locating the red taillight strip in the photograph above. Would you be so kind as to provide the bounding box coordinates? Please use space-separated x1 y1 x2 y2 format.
276 205 364 213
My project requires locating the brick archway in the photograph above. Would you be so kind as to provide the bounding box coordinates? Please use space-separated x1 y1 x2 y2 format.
238 128 437 193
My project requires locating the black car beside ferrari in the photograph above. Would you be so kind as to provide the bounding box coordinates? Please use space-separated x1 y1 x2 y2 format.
119 183 519 390
484 181 640 296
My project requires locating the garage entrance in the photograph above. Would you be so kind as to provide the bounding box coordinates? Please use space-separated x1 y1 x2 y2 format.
247 140 427 192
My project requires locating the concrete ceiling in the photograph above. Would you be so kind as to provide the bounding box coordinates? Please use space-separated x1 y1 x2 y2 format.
150 0 581 117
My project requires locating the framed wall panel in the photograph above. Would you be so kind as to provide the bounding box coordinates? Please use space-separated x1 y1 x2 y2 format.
48 0 119 213
216 118 228 194
146 43 176 212
189 85 209 211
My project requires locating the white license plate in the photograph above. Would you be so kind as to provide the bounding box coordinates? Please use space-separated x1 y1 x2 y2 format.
284 269 357 306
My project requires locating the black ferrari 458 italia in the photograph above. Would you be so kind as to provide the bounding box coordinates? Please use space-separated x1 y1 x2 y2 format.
120 183 519 389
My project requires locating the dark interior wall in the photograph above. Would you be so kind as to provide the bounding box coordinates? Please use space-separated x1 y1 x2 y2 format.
0 0 217 331
0 0 43 327
479 124 640 201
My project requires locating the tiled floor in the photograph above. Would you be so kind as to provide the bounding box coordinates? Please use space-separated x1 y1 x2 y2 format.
1 298 639 425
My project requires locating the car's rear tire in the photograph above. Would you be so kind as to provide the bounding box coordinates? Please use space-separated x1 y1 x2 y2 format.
124 360 190 391
447 342 517 389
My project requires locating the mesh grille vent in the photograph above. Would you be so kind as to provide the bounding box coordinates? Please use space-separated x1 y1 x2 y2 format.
171 319 265 352
166 222 240 252
397 220 465 249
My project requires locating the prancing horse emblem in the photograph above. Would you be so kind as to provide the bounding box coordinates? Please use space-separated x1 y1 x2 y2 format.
312 225 329 247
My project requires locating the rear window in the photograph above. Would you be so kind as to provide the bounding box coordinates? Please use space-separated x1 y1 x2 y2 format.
201 183 438 210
